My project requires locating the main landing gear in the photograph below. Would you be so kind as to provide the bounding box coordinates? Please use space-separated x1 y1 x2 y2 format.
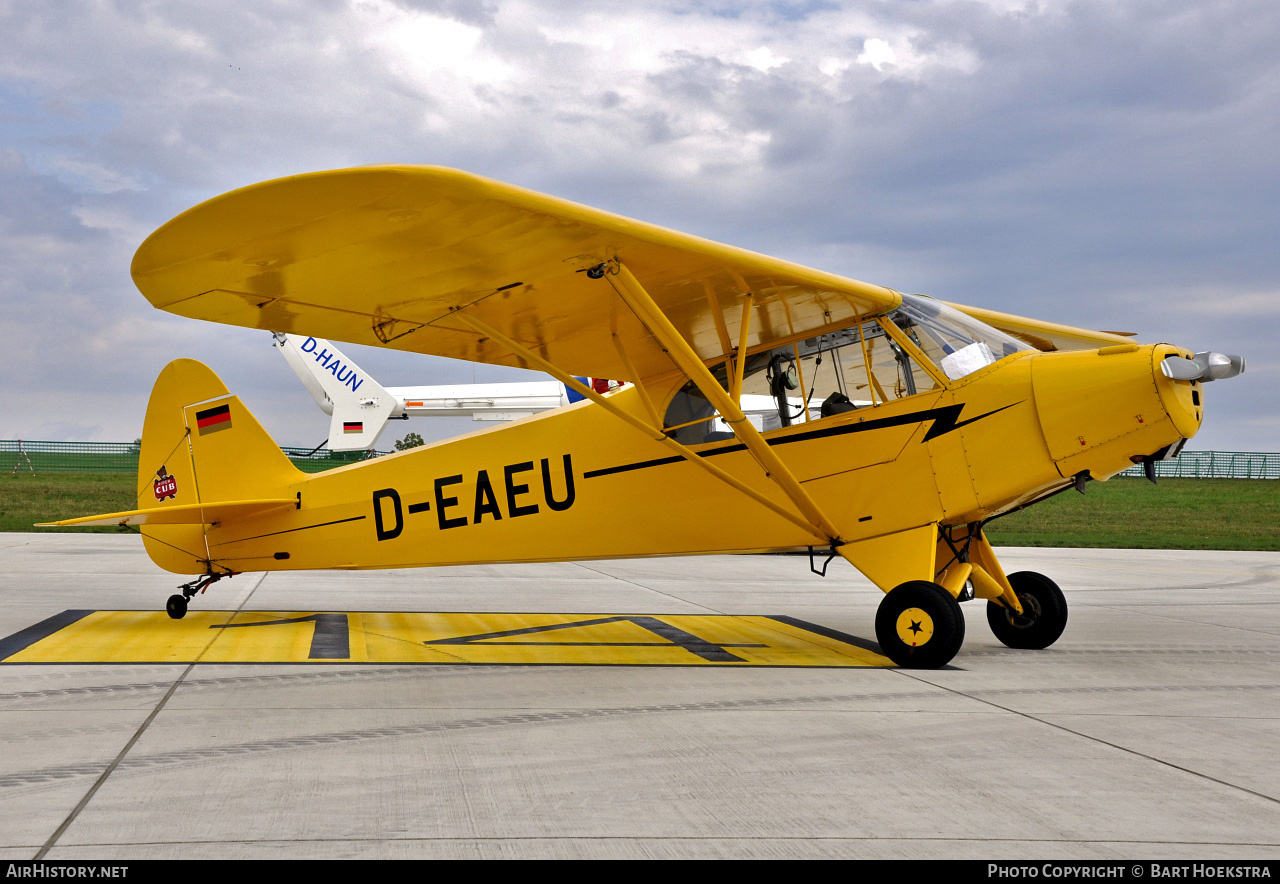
875 581 966 669
873 570 1069 668
865 522 1072 667
166 572 231 620
986 571 1068 650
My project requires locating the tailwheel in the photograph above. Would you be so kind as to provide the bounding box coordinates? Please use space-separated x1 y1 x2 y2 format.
166 594 188 620
164 571 232 620
986 571 1068 650
875 580 965 669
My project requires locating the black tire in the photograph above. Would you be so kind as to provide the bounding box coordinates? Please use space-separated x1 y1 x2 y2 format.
166 594 188 620
875 580 966 669
986 571 1067 650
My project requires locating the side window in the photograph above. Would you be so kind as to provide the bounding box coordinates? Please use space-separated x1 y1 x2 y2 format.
665 351 798 444
661 318 942 443
866 322 941 401
663 386 718 445
796 323 938 414
791 330 870 416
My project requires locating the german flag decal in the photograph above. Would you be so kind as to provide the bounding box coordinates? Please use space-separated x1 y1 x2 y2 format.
343 421 363 434
195 403 233 435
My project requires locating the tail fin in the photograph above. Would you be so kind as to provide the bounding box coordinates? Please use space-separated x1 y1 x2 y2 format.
39 359 302 572
273 333 397 451
138 359 302 573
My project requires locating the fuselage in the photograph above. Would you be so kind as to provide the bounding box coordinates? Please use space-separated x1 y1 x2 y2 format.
192 342 1197 574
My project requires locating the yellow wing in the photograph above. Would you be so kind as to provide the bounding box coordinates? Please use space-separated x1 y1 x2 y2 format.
132 166 900 382
949 303 1137 352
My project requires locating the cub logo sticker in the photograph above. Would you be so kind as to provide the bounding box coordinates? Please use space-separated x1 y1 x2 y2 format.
153 465 177 501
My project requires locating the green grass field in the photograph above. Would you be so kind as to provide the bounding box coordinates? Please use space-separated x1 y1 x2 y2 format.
983 478 1279 550
2 473 1276 549
2 473 141 533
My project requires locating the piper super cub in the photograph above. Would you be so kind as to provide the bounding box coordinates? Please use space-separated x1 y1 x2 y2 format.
44 166 1245 668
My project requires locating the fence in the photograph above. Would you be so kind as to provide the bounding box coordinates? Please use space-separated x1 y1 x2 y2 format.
1115 450 1280 480
3 440 390 475
5 440 1278 479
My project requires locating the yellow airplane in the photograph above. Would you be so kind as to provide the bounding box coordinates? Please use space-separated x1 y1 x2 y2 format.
42 166 1245 668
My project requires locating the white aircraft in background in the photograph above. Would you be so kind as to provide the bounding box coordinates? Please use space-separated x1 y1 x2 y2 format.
274 332 820 452
273 332 578 451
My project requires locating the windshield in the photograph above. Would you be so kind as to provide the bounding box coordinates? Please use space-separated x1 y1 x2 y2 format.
890 295 1032 381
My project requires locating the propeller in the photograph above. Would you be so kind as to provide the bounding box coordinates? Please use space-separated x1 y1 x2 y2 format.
1161 351 1246 382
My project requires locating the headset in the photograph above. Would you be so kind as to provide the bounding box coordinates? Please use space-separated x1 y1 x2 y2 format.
766 352 800 427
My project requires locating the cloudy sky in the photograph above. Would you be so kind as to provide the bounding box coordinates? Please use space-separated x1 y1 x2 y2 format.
1 0 1276 451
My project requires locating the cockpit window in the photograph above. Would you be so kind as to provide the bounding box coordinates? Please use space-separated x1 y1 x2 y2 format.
660 294 1031 443
662 322 937 443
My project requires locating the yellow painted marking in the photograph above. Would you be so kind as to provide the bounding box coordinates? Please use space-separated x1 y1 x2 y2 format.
1 611 893 667
895 607 933 646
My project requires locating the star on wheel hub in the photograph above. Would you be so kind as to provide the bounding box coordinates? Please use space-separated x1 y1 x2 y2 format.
895 607 935 646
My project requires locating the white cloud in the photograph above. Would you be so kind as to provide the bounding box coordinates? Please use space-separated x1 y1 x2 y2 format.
744 47 788 72
857 38 896 71
50 156 143 193
362 1 513 88
819 56 853 78
1170 291 1280 316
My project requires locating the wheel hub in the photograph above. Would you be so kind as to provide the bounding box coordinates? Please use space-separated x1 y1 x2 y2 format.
1005 592 1041 629
895 607 934 646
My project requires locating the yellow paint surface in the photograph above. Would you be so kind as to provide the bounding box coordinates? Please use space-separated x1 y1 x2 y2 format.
130 166 900 383
2 611 893 667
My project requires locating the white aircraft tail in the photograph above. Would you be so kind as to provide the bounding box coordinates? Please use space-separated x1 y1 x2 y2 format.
272 333 398 451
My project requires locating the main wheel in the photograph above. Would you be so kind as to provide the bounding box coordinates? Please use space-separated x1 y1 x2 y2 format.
986 571 1067 649
875 580 965 669
166 594 188 620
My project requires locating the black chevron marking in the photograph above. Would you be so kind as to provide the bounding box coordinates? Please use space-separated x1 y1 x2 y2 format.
582 401 1022 480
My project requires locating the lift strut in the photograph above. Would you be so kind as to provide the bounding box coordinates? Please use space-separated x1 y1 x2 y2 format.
600 261 843 546
448 307 827 541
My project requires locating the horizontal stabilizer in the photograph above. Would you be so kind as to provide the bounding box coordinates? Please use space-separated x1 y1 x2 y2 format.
39 498 295 529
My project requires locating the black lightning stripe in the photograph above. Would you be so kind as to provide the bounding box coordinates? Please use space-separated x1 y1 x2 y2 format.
582 401 1020 480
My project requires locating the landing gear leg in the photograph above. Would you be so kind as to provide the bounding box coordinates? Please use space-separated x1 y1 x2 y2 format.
937 524 1065 649
165 572 231 620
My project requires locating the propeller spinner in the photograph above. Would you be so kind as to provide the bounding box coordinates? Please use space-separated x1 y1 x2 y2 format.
1161 351 1246 382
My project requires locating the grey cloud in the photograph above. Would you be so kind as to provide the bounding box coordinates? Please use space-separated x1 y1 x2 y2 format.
0 150 103 238
0 0 1276 449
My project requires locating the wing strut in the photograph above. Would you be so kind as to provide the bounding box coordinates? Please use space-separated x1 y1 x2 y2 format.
448 309 826 540
728 295 753 402
600 261 844 546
